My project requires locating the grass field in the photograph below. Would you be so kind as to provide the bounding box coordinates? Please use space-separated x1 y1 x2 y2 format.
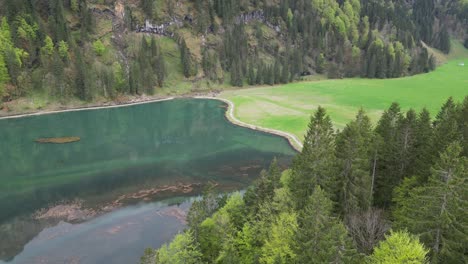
221 41 468 140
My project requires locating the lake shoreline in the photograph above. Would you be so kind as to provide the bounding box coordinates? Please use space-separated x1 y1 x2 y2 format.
0 94 303 151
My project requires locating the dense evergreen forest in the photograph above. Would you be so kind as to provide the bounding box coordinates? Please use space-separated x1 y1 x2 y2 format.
142 96 468 264
0 0 467 101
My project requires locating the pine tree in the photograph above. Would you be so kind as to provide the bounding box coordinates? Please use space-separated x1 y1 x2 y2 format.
394 142 468 263
336 109 373 216
290 107 336 209
294 186 359 264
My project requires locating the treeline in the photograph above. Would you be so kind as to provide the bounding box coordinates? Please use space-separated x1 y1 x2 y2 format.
144 96 468 264
183 0 454 87
1 0 466 101
0 0 167 101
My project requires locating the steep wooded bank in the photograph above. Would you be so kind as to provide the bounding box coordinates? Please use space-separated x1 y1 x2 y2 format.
0 0 467 103
144 96 468 264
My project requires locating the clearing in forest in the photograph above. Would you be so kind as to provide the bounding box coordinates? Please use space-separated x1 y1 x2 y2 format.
221 41 468 140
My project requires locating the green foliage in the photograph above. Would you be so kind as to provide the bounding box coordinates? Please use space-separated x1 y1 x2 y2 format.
336 109 374 215
148 98 466 264
290 107 336 209
0 54 9 97
260 212 298 264
42 36 54 56
393 142 468 263
180 39 193 78
295 186 359 263
141 0 154 18
155 232 203 264
373 103 403 207
368 231 428 264
459 97 468 156
112 62 126 92
15 15 38 43
58 41 68 60
70 0 79 12
433 97 461 153
93 40 106 56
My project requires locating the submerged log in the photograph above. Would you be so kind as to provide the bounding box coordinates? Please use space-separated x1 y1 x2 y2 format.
35 137 80 144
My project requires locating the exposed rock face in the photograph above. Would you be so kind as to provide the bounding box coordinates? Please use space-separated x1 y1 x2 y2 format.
135 10 280 37
235 10 281 33
136 19 183 37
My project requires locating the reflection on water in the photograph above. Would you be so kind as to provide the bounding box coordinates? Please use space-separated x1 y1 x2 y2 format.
0 99 295 263
1 197 192 264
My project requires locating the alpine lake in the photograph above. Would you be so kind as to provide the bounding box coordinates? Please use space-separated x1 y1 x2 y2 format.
0 99 296 264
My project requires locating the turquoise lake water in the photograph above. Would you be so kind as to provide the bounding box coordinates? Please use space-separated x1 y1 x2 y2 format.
0 99 296 263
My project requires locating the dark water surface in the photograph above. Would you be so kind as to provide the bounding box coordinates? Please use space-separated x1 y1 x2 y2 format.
0 99 295 263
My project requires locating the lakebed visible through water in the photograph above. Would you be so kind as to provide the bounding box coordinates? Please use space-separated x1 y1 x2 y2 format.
0 99 296 263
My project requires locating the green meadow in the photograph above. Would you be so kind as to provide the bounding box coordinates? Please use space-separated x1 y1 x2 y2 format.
221 42 468 140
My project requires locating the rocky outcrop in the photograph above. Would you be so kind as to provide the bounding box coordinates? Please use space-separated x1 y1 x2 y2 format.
136 19 183 37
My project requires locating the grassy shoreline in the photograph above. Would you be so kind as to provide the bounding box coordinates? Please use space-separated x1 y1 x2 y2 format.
221 60 468 140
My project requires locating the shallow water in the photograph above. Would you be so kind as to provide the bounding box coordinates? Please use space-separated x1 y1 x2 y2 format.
0 99 295 263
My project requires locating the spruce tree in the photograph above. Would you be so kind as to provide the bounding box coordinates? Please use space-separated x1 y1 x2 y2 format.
289 107 336 209
74 48 87 100
458 96 468 156
394 142 468 263
433 97 461 153
438 26 451 54
374 103 403 207
180 40 192 78
247 62 255 85
156 52 166 87
294 186 359 264
336 109 374 216
255 62 263 85
273 59 281 84
281 54 290 84
413 108 435 181
0 54 9 96
395 109 418 179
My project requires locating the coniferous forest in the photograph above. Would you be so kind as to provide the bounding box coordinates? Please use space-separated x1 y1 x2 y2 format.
0 1 467 263
143 96 468 264
0 0 467 101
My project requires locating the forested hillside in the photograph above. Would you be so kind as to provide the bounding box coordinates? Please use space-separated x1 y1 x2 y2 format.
0 0 467 103
144 96 468 264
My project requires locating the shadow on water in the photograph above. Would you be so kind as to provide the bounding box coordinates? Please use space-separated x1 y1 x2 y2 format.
0 99 295 263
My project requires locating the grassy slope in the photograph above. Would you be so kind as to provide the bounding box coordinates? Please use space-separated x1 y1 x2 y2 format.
221 41 468 140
